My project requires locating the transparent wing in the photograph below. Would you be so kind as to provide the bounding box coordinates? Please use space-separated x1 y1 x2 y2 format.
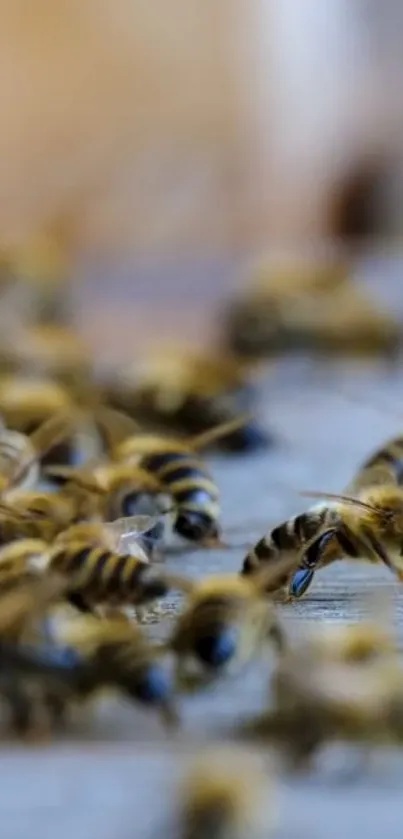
104 512 167 559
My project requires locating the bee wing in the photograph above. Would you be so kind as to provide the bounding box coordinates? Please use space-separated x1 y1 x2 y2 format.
104 513 167 560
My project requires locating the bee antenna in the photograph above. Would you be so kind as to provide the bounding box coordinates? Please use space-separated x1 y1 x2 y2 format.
299 490 379 514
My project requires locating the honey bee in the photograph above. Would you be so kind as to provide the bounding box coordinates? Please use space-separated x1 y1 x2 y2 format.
238 620 403 769
0 375 101 467
222 257 400 359
105 348 270 453
47 538 170 615
243 484 403 600
0 325 93 392
0 585 178 738
178 748 269 839
242 431 403 599
96 408 250 546
166 558 293 689
0 408 76 495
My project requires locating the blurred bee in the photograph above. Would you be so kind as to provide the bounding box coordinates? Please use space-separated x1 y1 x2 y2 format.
222 258 400 359
0 375 101 467
238 620 403 769
0 325 93 392
0 408 76 495
47 537 170 616
178 748 269 839
44 462 167 557
105 348 270 453
166 558 293 689
96 408 250 546
0 585 178 738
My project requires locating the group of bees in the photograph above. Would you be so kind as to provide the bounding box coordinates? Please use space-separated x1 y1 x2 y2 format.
0 243 402 836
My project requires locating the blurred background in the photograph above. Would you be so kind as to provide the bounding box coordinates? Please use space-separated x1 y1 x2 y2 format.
1 0 403 353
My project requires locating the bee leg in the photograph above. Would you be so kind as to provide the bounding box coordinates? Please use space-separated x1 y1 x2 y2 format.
288 529 338 599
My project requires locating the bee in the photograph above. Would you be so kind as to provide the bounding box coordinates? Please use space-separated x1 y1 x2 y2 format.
105 348 270 453
178 748 269 839
47 538 170 615
0 375 101 467
166 558 293 689
0 408 76 495
44 462 167 556
96 408 250 546
242 431 403 599
238 621 403 769
0 585 178 738
222 257 400 359
243 482 403 600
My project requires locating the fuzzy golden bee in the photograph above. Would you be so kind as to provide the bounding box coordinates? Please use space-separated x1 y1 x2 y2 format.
178 748 269 839
96 409 249 546
242 433 403 599
166 558 292 689
222 257 400 360
105 347 270 453
0 585 178 739
238 620 403 769
47 538 170 615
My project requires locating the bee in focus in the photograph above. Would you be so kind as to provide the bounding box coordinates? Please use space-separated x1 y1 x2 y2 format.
238 620 403 770
243 485 403 600
222 257 400 360
0 584 178 739
104 347 271 453
166 558 292 689
242 431 403 599
96 408 249 546
178 747 270 839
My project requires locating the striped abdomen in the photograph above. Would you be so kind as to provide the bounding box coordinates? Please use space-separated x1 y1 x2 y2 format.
141 451 220 542
354 437 403 488
49 543 168 609
242 507 335 579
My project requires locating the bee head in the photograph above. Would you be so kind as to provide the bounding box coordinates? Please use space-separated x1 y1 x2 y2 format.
126 662 172 706
193 624 238 669
175 511 217 543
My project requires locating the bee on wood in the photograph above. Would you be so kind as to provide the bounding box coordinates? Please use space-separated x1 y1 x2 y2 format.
105 348 270 453
222 257 400 359
95 408 250 547
178 748 270 839
242 432 403 600
238 620 403 770
47 537 170 616
166 558 293 689
0 584 178 739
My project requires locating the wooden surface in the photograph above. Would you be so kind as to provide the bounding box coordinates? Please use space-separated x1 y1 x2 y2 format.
3 252 403 838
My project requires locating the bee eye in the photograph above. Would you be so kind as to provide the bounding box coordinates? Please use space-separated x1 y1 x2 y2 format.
194 629 237 668
134 665 171 704
288 568 314 598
